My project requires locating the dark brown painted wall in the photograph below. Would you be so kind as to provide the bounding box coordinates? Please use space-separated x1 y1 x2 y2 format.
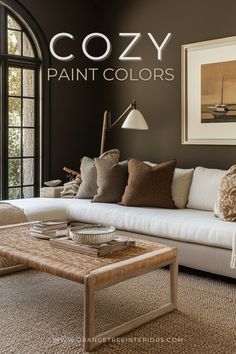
97 0 236 169
18 0 106 181
18 0 236 181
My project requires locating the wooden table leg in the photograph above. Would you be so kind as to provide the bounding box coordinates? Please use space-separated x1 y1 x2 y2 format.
170 258 178 308
0 264 30 276
88 258 178 350
84 275 96 352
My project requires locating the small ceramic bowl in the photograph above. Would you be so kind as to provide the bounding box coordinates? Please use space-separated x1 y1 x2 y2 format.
69 225 116 245
44 179 62 187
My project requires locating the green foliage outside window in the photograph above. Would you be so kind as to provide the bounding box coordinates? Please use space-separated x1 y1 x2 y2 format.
1 13 39 200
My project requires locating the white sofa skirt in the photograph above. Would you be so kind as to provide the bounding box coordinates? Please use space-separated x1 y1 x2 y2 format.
123 231 235 279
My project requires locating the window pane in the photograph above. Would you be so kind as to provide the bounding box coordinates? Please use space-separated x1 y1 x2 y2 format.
8 188 21 200
7 15 21 30
8 128 21 157
23 33 34 58
9 67 21 96
23 99 34 127
23 69 35 97
8 30 21 55
23 129 34 156
8 159 21 186
23 159 34 185
23 186 34 198
9 98 21 126
5 15 38 200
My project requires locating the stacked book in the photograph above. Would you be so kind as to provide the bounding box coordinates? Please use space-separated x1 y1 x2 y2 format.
30 220 68 239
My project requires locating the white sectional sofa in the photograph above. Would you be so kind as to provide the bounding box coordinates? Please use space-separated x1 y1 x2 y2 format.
2 165 235 279
8 195 236 279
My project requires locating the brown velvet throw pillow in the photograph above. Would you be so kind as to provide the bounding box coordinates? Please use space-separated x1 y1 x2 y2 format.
93 159 128 203
121 159 176 208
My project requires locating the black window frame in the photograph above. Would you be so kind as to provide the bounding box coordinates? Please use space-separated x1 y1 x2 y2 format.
0 3 49 200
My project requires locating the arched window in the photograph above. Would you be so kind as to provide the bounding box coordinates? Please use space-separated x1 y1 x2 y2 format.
0 3 46 200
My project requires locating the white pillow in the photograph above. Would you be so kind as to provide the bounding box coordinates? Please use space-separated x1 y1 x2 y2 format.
172 168 194 209
144 162 193 209
187 167 226 211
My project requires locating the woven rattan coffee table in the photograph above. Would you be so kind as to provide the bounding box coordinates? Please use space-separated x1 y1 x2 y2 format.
0 223 178 352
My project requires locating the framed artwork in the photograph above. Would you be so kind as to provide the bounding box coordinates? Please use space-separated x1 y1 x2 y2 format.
181 36 236 145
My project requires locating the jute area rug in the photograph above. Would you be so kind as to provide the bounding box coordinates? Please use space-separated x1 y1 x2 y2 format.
0 269 235 354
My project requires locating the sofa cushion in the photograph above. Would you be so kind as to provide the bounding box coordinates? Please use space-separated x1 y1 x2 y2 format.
7 198 233 250
76 149 120 199
75 157 97 199
7 198 69 221
214 165 236 221
93 159 128 203
172 168 194 209
187 167 226 211
66 199 233 250
121 159 176 208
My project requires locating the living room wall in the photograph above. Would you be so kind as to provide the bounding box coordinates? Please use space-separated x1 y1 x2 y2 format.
18 0 106 181
94 0 236 170
18 0 236 183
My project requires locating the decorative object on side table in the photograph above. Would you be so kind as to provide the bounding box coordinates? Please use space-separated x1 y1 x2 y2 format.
44 179 62 187
63 166 80 181
40 179 63 198
41 168 81 199
100 99 148 155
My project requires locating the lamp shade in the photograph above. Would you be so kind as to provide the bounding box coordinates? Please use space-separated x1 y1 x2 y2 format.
121 109 148 130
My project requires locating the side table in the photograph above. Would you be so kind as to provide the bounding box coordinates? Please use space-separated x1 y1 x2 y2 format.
40 186 64 198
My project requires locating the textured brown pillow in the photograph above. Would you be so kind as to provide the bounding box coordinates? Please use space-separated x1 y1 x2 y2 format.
121 159 176 208
93 159 128 203
214 164 236 221
76 149 120 199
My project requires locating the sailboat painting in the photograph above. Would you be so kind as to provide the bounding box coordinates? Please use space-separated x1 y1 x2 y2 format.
201 60 236 123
